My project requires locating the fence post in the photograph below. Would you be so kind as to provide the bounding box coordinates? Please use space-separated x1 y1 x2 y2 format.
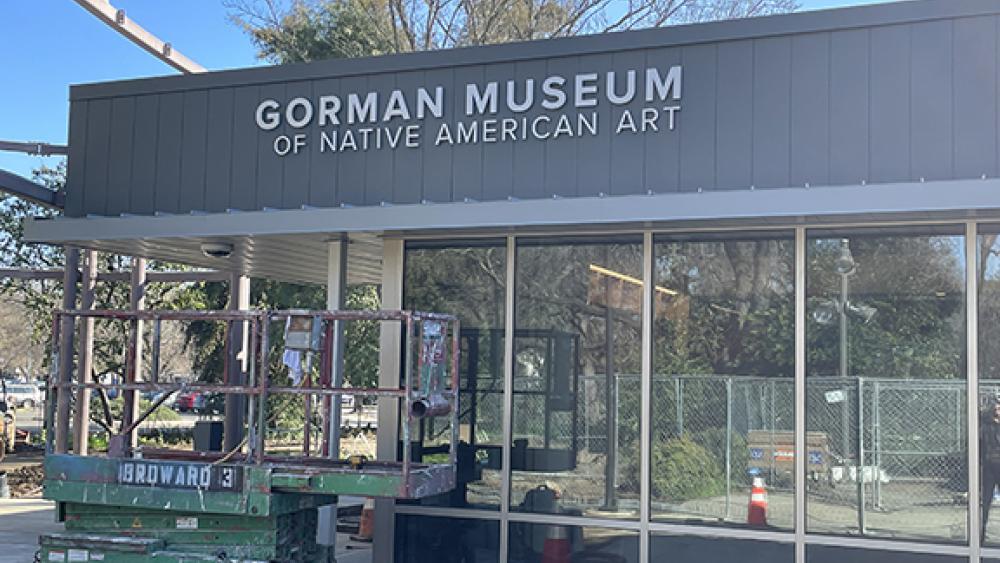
676 378 683 437
873 380 881 509
725 377 733 520
857 377 866 535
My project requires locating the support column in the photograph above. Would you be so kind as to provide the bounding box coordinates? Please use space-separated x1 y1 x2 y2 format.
794 227 807 563
122 257 146 451
72 250 97 455
373 238 403 563
967 222 980 562
318 238 348 552
224 273 250 451
54 247 79 454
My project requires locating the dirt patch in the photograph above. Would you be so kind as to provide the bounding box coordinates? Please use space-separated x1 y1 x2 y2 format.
6 463 43 498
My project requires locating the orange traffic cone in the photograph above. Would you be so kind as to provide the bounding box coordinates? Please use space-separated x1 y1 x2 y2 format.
541 524 572 563
747 477 768 527
350 497 375 542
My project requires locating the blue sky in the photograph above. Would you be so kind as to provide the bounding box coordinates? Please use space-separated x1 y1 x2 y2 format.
0 0 887 180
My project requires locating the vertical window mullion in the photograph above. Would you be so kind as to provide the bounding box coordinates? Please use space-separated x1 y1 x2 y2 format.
641 230 653 563
500 234 515 561
795 226 807 563
967 221 980 563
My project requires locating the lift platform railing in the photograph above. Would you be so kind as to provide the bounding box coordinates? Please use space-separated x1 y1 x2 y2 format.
44 308 460 499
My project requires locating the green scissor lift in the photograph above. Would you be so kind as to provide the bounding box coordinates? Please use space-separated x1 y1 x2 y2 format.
39 309 460 562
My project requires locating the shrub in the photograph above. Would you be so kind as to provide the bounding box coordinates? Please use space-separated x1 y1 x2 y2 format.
650 436 726 502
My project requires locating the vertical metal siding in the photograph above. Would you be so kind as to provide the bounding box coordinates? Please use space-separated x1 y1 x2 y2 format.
752 36 792 189
789 33 831 188
909 19 954 182
716 40 754 190
61 13 1000 218
204 88 235 213
106 97 136 216
180 90 209 211
952 16 998 179
82 98 111 215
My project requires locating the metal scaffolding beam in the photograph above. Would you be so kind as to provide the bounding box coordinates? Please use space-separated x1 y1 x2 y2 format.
0 140 68 157
0 169 63 209
71 0 206 74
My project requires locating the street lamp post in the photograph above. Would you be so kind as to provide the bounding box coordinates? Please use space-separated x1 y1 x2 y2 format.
835 239 857 462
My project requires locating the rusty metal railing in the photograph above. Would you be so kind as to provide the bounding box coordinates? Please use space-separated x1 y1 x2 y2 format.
44 308 460 494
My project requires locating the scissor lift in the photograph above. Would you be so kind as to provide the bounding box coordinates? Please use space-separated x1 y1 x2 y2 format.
39 309 459 562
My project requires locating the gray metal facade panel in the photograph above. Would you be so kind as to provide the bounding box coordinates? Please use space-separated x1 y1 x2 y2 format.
451 66 485 202
953 16 998 180
715 40 753 190
392 70 425 205
180 90 209 212
481 62 516 201
643 47 682 194
789 33 830 188
106 97 136 216
575 53 614 197
828 29 869 186
281 81 313 209
82 98 111 216
512 58 548 200
204 88 235 213
365 73 396 206
752 36 792 189
609 50 647 196
542 56 579 198
307 77 339 208
65 100 88 216
229 86 260 211
61 7 1000 219
419 68 454 204
256 83 285 210
909 19 953 182
154 93 184 213
677 44 716 193
129 95 159 215
869 24 911 184
334 75 368 206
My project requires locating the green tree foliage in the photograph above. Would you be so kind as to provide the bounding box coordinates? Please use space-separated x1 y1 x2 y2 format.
228 0 799 61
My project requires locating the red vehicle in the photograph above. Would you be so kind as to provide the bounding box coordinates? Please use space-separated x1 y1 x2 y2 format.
172 391 200 413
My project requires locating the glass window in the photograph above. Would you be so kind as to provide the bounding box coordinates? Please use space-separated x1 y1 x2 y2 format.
651 232 795 529
402 242 507 509
394 514 500 562
651 533 793 563
806 545 965 563
507 523 637 563
980 225 1000 546
511 238 642 519
806 228 967 542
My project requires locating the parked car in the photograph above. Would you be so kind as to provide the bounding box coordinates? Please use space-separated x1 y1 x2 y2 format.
4 383 43 409
197 393 224 415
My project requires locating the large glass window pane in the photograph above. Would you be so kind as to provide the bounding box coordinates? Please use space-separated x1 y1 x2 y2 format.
651 533 793 563
980 225 1000 546
402 242 506 509
507 523 638 562
806 545 965 563
650 232 795 529
394 514 500 562
806 228 967 542
511 238 642 519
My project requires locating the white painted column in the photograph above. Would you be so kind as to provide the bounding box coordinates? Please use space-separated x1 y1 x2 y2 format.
795 227 807 563
224 273 250 451
373 238 404 563
318 238 348 550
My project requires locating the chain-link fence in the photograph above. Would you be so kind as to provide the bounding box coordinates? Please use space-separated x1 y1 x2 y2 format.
568 374 976 538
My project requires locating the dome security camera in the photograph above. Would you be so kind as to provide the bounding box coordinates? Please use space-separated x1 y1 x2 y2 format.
200 242 234 259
